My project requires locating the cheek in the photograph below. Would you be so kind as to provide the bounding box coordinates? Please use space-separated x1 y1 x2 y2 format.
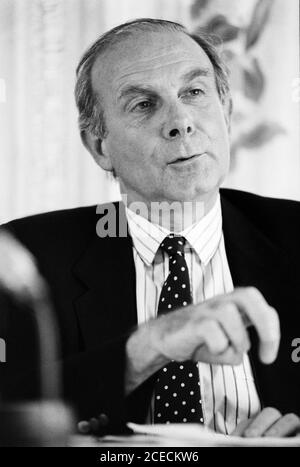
105 132 149 177
208 112 230 154
108 126 155 164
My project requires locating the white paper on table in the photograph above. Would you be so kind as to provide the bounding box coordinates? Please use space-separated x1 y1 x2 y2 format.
128 422 300 447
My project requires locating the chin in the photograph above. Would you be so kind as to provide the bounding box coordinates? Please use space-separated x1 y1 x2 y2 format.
163 190 204 203
167 179 220 203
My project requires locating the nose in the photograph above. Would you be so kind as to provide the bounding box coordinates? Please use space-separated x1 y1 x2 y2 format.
161 104 194 141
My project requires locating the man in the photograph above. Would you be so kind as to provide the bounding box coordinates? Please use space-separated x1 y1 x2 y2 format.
1 18 300 438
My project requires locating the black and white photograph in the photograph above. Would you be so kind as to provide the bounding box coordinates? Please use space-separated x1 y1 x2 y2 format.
0 0 299 450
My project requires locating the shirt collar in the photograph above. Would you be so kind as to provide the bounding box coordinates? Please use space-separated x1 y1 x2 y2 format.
126 195 222 267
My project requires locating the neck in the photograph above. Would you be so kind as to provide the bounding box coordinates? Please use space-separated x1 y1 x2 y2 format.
123 192 219 232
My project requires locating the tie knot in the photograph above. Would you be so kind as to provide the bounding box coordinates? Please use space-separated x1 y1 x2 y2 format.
160 235 186 257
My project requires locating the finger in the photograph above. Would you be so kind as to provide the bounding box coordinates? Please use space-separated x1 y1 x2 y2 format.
230 418 253 437
263 413 300 437
243 407 281 438
77 420 91 434
213 303 250 354
89 417 100 432
230 288 280 364
194 319 229 356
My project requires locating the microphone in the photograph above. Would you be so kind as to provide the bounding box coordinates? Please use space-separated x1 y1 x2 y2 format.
0 229 74 445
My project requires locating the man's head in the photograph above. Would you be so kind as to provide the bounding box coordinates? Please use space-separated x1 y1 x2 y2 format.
75 18 232 208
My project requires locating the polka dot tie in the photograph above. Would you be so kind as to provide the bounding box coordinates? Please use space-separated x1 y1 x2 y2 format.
154 235 204 424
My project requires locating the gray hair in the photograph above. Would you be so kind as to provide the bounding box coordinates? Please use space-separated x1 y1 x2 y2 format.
75 18 231 139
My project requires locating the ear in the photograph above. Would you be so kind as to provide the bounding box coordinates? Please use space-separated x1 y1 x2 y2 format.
81 130 113 172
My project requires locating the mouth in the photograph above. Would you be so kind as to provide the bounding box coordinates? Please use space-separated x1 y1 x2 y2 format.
168 153 204 165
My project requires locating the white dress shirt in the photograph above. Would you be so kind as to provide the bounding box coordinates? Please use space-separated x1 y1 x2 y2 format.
126 195 261 434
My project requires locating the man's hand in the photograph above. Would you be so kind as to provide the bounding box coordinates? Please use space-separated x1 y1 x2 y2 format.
152 286 279 366
232 408 300 438
125 287 280 394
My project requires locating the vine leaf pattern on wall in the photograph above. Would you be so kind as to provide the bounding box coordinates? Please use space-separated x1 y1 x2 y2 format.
190 0 285 169
246 0 273 49
231 122 286 159
243 57 265 101
190 0 210 18
200 15 240 42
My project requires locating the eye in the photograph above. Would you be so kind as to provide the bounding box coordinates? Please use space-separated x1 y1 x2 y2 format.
188 88 204 97
133 100 153 111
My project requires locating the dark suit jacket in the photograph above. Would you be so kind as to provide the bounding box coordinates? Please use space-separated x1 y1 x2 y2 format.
1 189 300 433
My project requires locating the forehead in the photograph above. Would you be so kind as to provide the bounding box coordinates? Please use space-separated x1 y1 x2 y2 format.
91 30 215 99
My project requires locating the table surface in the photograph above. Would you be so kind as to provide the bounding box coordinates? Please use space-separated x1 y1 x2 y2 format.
66 421 300 447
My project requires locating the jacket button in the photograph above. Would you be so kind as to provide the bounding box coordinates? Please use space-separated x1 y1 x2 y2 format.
98 413 109 427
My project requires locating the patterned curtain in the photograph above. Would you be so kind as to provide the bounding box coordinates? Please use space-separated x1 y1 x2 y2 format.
0 0 299 223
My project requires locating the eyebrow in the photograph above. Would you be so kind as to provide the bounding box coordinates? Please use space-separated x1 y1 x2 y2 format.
117 67 212 102
182 67 211 83
118 85 157 102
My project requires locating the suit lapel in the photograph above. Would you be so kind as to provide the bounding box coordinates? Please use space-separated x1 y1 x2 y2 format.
72 203 137 350
221 194 300 414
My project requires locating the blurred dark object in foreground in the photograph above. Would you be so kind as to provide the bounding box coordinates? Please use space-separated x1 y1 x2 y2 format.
0 231 74 446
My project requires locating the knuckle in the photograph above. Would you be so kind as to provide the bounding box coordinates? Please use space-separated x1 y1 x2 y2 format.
206 299 220 312
219 302 237 314
200 320 228 354
221 306 244 332
198 319 218 338
215 303 240 324
245 286 262 301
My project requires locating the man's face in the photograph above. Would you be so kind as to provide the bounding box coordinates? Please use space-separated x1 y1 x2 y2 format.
92 30 230 206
